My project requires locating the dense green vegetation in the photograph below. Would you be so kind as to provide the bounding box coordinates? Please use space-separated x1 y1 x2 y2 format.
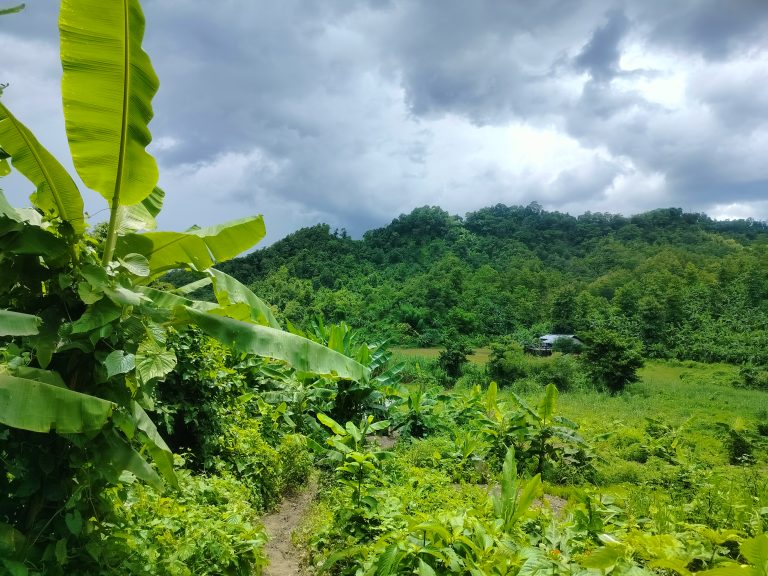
297 356 768 575
197 204 768 365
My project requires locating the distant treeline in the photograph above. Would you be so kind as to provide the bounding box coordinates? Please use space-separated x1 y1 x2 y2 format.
168 204 768 364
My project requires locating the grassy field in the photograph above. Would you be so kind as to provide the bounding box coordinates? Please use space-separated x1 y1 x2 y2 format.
392 346 491 363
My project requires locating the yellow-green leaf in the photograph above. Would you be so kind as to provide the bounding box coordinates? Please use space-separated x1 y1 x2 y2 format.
115 215 266 278
60 0 159 207
0 102 85 233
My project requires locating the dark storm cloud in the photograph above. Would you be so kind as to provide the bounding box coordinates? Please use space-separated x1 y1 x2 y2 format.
3 0 768 237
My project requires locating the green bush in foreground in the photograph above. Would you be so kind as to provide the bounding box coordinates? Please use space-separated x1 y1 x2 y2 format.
87 470 267 576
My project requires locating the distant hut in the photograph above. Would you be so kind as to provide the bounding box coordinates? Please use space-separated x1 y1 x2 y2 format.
527 334 583 356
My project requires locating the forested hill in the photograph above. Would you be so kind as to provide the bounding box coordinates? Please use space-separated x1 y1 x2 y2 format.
207 204 768 363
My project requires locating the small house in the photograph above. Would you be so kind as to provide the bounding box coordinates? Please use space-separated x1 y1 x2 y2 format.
527 334 583 356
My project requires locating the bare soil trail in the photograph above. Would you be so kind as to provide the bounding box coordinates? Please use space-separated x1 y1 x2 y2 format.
262 481 317 576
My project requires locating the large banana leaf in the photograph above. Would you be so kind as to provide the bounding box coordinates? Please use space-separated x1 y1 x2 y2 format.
115 186 164 234
181 307 370 381
59 0 158 207
0 374 114 433
0 309 40 336
209 268 280 328
0 102 85 233
115 215 266 278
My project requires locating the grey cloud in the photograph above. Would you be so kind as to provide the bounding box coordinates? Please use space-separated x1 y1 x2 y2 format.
575 10 629 82
5 0 768 238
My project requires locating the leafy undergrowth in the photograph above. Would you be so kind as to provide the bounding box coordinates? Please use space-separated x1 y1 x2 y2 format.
296 360 768 575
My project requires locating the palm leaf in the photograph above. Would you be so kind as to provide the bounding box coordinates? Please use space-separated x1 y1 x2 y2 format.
59 0 158 208
0 374 114 433
0 102 85 233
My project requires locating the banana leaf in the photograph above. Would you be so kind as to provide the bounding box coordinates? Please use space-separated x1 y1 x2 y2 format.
0 374 114 434
115 215 266 278
0 102 85 233
0 309 40 336
181 307 370 381
209 268 280 328
59 0 158 208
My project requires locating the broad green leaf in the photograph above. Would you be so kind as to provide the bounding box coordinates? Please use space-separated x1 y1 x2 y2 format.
115 215 266 278
513 474 542 525
580 545 623 570
104 350 135 378
0 102 85 234
1 219 68 259
182 306 370 381
59 0 158 208
118 253 150 277
209 268 280 328
135 345 176 384
698 568 753 576
0 558 28 576
0 374 114 433
14 367 65 388
104 285 146 306
318 413 347 436
0 521 25 555
131 401 177 487
71 299 122 334
103 429 162 489
115 187 164 234
741 534 768 576
0 309 40 336
418 560 437 576
30 307 63 368
375 543 401 576
0 159 10 176
0 189 21 221
175 277 212 295
189 216 266 261
538 383 558 422
64 510 83 536
137 285 217 313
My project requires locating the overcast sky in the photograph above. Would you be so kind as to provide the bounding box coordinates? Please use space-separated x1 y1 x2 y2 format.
2 0 768 243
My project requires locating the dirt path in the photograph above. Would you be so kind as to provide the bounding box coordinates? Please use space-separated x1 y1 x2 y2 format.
262 482 317 576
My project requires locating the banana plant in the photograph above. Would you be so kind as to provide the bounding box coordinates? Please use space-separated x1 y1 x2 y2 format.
0 0 370 555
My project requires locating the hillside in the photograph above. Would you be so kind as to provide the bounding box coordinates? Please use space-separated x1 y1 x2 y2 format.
181 204 768 363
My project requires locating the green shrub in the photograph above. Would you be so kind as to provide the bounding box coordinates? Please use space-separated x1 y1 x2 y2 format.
88 470 267 575
580 328 644 393
438 338 473 380
738 364 768 391
530 354 586 391
278 433 314 494
487 338 529 384
217 419 282 511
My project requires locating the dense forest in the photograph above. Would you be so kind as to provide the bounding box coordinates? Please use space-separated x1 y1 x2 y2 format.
183 204 768 363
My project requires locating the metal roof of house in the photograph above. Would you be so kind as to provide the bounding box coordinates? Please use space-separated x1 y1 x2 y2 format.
539 334 581 344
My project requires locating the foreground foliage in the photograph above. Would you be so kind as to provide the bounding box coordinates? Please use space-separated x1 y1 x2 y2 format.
0 1 367 573
299 358 768 576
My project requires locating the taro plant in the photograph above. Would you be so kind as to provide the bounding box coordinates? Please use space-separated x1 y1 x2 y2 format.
0 0 368 569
